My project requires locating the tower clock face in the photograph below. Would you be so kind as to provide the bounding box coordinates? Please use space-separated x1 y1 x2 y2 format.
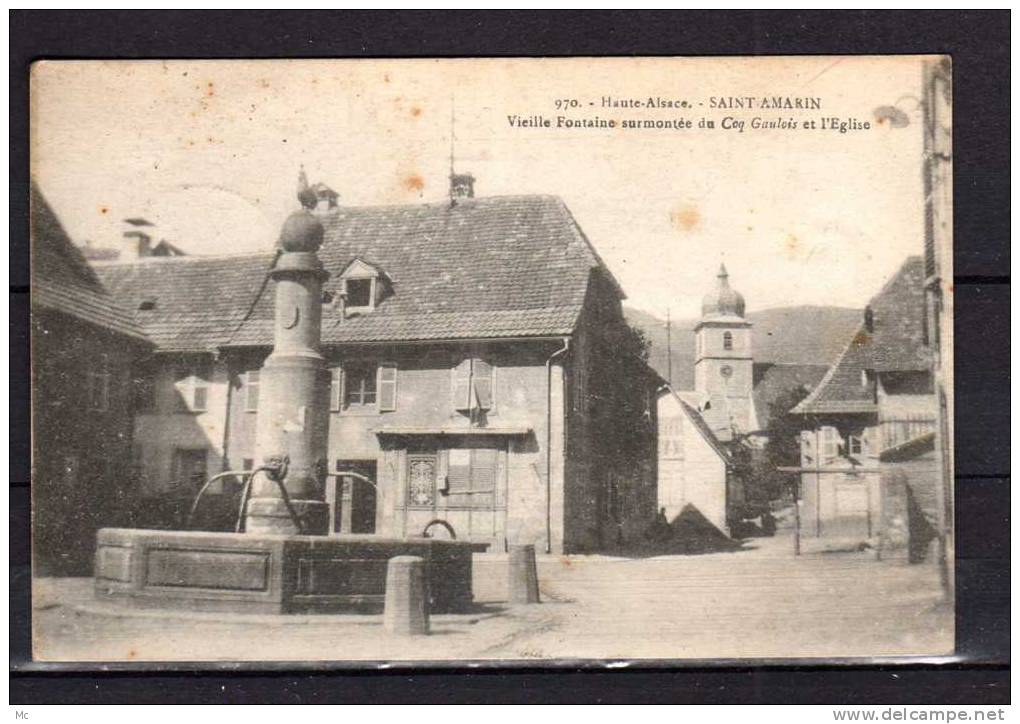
720 365 733 379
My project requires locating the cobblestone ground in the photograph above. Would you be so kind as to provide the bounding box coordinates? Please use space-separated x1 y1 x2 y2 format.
31 531 952 663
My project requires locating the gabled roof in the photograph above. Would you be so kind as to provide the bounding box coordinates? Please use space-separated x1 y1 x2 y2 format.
30 183 150 343
659 385 731 462
95 195 619 352
792 256 928 415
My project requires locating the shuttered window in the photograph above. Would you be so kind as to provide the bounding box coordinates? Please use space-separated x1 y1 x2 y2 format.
445 446 498 508
452 358 495 412
244 370 260 412
378 363 397 411
344 363 377 408
820 426 841 461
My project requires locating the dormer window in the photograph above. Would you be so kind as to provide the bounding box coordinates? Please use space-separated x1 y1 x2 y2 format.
345 278 373 309
337 258 386 315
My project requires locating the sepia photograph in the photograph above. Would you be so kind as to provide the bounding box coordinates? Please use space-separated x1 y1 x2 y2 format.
27 55 955 664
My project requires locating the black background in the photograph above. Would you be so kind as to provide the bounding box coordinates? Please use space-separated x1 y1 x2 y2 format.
9 10 1010 705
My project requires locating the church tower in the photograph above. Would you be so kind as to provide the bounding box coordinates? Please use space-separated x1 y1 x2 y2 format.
694 264 754 441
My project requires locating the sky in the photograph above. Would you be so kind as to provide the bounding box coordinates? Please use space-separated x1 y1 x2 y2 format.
31 57 929 318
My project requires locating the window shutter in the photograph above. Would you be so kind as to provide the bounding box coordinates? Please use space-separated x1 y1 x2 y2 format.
473 359 494 410
800 430 815 467
192 363 209 412
192 386 208 412
447 448 471 493
245 371 260 412
471 447 497 492
452 359 472 411
330 367 344 412
378 363 397 411
820 426 841 461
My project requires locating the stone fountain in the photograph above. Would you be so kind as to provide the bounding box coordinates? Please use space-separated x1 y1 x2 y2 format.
94 206 487 614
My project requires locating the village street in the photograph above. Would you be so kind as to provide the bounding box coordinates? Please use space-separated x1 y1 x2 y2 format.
32 531 952 664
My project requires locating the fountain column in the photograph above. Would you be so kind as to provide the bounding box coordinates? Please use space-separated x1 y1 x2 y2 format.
245 209 332 535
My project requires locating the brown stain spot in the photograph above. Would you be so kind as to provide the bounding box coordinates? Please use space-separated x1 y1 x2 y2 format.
205 81 215 98
410 106 422 118
127 649 137 659
403 175 425 194
99 206 109 215
559 556 572 567
258 78 270 89
669 205 700 232
852 330 871 347
383 73 391 83
784 233 800 256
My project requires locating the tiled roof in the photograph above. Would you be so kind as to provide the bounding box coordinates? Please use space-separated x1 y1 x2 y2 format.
96 195 615 352
867 256 929 372
30 183 150 343
792 257 929 415
229 307 582 346
96 253 276 352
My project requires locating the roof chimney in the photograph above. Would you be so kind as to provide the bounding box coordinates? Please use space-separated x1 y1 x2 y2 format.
121 217 154 260
297 169 339 215
450 173 475 200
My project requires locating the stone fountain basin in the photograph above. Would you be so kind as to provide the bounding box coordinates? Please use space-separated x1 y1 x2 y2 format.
94 528 488 615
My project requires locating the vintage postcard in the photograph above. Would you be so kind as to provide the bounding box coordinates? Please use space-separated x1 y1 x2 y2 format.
29 56 954 663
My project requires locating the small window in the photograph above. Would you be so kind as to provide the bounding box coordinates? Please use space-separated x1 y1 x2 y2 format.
723 331 734 351
345 278 373 308
244 370 260 412
848 434 865 457
820 426 841 461
87 353 111 412
344 362 377 408
242 458 254 471
175 359 211 413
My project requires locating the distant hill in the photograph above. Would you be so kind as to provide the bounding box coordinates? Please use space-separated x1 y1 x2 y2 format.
625 305 862 389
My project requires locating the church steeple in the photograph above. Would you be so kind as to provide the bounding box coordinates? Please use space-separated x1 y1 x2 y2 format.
694 264 755 440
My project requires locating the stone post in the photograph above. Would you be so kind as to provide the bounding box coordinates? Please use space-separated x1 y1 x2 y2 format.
384 556 429 635
508 544 540 604
245 210 332 536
